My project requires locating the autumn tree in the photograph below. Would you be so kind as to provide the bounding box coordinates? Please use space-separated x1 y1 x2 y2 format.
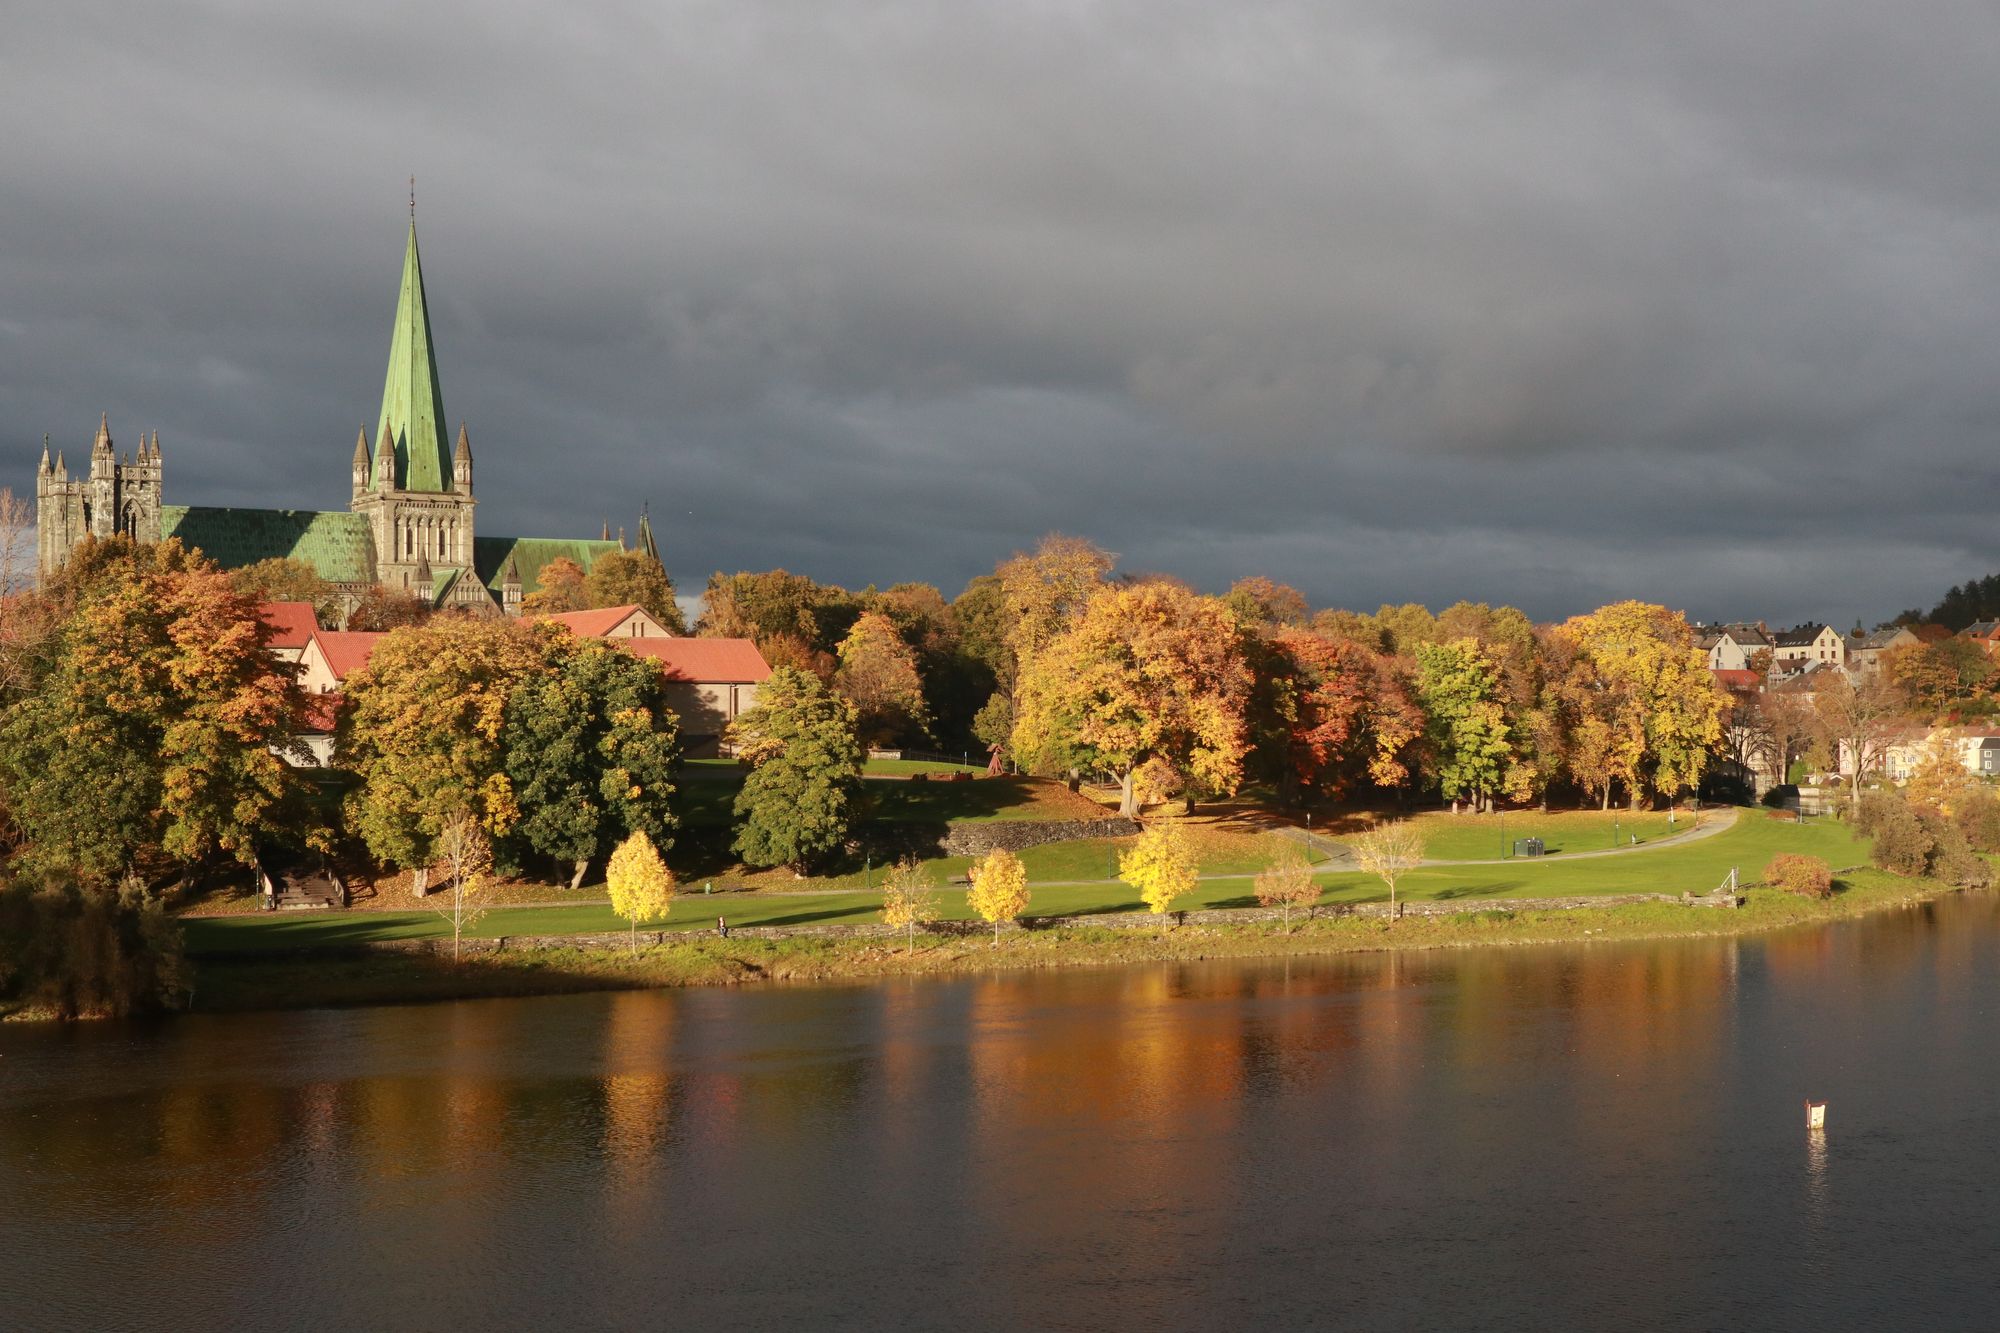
428 808 492 963
1812 671 1906 801
501 637 681 888
606 829 676 956
880 858 941 953
583 549 686 633
0 486 31 596
729 666 864 873
1222 576 1311 634
1884 638 1995 716
229 557 343 626
1253 850 1318 930
697 569 859 655
1750 690 1815 788
1120 819 1199 917
833 611 931 746
346 583 433 632
1414 638 1515 812
337 616 553 887
952 573 1015 690
1556 602 1727 805
0 537 311 887
1012 582 1251 817
997 534 1114 667
1373 603 1440 657
1352 821 1425 920
1904 733 1977 815
523 557 589 614
966 847 1031 945
1251 629 1370 802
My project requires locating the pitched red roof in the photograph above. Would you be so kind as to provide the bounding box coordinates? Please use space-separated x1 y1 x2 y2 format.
617 636 771 683
1711 668 1762 691
541 604 648 637
312 630 385 681
257 600 319 650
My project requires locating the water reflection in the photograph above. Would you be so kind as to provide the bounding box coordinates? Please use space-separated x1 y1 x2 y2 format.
8 897 2000 1328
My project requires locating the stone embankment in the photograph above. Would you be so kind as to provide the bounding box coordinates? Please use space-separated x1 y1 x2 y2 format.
340 889 1743 959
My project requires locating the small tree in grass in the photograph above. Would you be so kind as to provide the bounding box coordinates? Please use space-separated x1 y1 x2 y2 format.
1352 821 1425 921
1254 850 1319 930
606 829 676 956
1121 819 1199 919
430 809 493 963
967 848 1031 946
881 858 941 953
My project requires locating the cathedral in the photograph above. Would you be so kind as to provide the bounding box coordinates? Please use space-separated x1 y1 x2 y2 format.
34 217 635 614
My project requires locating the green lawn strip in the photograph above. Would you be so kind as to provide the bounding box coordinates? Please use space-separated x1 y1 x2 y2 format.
1341 808 1685 859
860 757 986 776
183 813 1860 956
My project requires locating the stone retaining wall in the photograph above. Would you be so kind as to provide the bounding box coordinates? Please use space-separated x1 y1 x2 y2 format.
937 817 1140 856
329 889 1740 959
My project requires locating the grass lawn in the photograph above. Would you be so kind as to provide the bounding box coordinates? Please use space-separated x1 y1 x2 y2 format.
182 809 1864 955
1347 808 1685 860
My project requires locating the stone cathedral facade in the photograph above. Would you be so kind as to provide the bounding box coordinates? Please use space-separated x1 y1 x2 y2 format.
35 218 625 614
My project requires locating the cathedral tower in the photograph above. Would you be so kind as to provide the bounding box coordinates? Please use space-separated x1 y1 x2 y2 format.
36 415 162 579
349 218 479 601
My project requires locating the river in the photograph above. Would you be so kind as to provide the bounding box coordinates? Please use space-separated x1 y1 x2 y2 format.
6 897 2000 1330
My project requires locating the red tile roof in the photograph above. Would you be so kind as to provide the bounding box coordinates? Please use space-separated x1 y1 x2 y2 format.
1710 668 1762 691
617 636 771 683
257 600 320 650
312 630 385 681
542 605 648 637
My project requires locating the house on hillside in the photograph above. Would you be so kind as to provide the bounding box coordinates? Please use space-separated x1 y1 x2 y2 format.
1874 727 2000 781
1772 624 1845 669
1846 625 1919 674
537 604 772 755
1697 623 1773 672
1960 620 2000 656
540 605 675 640
256 601 319 665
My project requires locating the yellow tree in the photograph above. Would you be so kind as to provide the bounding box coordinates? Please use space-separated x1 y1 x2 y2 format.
967 847 1032 945
1253 850 1319 930
1904 732 1975 815
1352 821 1425 920
429 808 493 964
1120 819 1199 917
996 533 1114 667
523 557 588 614
1012 582 1252 816
880 858 941 953
1557 602 1726 805
834 610 931 745
606 829 676 956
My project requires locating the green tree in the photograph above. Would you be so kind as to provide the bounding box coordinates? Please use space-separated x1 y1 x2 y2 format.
1012 582 1251 817
583 548 686 633
502 637 681 888
606 829 676 955
1414 638 1514 812
337 617 552 885
728 666 864 873
1120 819 1200 917
0 537 310 887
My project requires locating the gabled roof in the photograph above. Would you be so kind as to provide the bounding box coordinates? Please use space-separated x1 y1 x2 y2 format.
373 221 453 493
617 636 770 683
1963 620 2000 639
1721 622 1772 648
1772 623 1831 647
311 629 385 681
472 536 622 594
541 604 660 637
161 506 376 583
1710 668 1762 691
256 601 319 650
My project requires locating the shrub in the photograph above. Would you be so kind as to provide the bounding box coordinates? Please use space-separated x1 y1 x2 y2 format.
1854 791 1903 840
1931 819 1994 889
1763 854 1833 899
1868 798 1933 876
1954 789 2000 854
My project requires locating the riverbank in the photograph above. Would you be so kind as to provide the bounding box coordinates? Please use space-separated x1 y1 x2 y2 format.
184 864 1968 1014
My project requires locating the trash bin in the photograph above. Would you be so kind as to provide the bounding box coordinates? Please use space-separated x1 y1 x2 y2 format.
1513 837 1545 858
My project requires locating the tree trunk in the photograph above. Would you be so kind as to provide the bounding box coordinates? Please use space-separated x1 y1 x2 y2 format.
1183 794 1196 816
569 858 591 891
1118 769 1138 818
411 867 429 898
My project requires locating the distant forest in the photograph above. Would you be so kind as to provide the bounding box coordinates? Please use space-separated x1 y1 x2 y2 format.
1901 574 2000 631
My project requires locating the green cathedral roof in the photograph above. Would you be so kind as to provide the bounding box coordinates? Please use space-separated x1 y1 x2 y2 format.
161 506 377 583
473 536 622 593
372 222 453 494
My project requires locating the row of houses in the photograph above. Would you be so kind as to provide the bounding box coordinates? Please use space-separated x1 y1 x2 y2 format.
257 601 772 766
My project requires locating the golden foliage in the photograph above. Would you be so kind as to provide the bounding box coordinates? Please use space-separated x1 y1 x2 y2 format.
1352 820 1425 920
880 858 942 952
606 829 676 954
1252 849 1319 929
1120 819 1199 916
967 847 1031 944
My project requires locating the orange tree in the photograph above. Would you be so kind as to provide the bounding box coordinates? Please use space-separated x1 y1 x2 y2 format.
1011 582 1251 817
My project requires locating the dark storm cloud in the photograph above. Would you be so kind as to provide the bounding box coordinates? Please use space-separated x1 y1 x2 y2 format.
4 0 1997 626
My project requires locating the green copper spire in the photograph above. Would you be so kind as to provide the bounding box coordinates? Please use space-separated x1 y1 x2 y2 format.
372 221 452 493
635 504 659 561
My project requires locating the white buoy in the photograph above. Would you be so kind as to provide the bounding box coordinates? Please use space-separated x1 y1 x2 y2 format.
1805 1100 1827 1131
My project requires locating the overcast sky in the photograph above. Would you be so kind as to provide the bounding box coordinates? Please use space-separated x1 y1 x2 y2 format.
5 1 1996 627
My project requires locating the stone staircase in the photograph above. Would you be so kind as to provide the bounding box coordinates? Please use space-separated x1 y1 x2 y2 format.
259 855 348 911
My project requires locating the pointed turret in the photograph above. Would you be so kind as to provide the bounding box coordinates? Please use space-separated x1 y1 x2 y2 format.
452 423 473 496
39 437 51 475
373 220 453 494
54 451 67 482
500 551 522 614
352 428 370 497
635 505 659 562
93 413 112 453
373 422 396 493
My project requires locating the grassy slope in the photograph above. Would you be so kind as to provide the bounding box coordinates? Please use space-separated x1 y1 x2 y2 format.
1358 808 1681 859
182 811 1860 956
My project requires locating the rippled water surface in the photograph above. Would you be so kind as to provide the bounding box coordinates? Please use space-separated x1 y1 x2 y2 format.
8 898 2000 1330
